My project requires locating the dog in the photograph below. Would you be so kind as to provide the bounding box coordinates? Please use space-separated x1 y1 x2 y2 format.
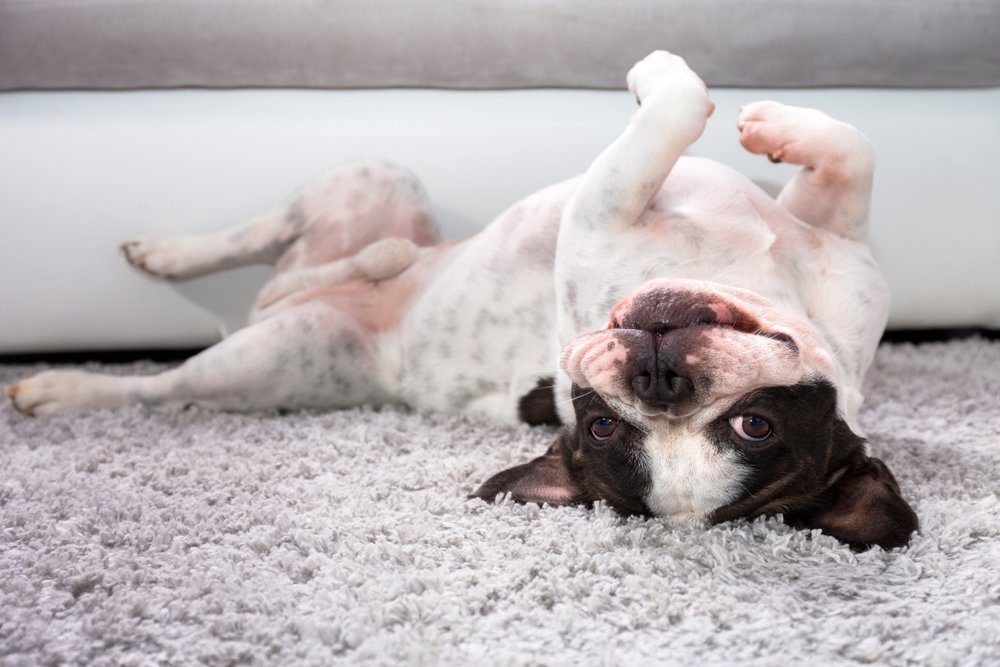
5 52 917 550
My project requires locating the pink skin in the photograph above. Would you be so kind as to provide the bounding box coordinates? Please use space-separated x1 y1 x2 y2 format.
257 241 466 334
276 193 438 273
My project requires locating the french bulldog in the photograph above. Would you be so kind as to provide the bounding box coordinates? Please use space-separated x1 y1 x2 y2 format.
6 52 916 549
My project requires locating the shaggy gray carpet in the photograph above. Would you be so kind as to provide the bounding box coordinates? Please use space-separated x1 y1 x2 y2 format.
1 340 998 666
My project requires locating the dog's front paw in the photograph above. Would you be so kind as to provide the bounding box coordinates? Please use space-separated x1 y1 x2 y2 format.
626 51 713 116
737 100 872 170
120 236 199 281
4 371 120 417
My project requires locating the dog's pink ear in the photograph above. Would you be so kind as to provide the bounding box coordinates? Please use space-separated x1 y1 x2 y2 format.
471 429 590 507
790 456 918 550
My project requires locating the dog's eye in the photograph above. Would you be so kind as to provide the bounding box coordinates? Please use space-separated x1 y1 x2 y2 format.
729 414 772 442
590 417 618 440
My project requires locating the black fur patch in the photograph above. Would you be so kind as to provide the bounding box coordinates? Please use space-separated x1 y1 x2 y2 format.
517 377 561 426
563 385 652 516
706 380 854 506
480 379 917 550
475 384 651 516
707 379 917 550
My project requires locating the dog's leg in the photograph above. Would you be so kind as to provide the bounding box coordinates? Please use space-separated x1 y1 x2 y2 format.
563 51 713 235
552 51 713 424
738 101 874 242
5 302 384 417
119 207 290 281
120 158 439 281
251 237 420 318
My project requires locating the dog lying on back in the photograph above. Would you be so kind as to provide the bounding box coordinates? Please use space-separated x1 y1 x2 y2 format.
6 52 917 550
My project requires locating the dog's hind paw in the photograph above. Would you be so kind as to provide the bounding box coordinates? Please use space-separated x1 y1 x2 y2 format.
120 236 200 281
4 371 125 417
3 383 29 416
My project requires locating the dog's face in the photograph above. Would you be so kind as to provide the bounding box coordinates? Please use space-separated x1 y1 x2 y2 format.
475 280 917 550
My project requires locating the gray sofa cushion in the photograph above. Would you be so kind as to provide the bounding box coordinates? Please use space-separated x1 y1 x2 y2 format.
1 0 997 90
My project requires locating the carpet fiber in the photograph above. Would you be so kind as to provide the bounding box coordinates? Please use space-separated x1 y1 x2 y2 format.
1 340 999 665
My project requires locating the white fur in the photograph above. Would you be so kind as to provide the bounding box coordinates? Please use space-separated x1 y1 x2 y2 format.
640 423 747 517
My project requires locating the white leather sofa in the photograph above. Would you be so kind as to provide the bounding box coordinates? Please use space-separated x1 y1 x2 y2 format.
1 0 998 353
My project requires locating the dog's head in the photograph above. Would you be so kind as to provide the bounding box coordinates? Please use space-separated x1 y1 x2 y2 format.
474 279 917 550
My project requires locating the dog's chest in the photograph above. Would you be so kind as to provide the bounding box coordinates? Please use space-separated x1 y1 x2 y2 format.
558 177 807 340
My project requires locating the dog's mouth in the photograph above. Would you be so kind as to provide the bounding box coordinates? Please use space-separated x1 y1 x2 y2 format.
608 294 798 352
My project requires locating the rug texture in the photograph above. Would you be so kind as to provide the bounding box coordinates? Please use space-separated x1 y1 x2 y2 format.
1 340 998 666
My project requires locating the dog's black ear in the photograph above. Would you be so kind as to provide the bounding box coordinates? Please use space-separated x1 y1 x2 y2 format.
471 427 591 507
789 455 918 550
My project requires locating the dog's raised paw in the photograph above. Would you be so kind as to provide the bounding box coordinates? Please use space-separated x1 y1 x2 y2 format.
120 236 196 281
626 51 711 114
737 101 873 174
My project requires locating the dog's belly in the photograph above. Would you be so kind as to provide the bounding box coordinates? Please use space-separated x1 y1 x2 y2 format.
393 157 816 423
394 180 575 422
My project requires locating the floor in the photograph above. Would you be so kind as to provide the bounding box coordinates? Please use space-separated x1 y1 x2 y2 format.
1 339 998 665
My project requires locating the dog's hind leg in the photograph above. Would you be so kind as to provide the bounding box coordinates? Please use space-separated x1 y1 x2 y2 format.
737 101 875 242
5 302 384 417
120 206 291 281
121 158 440 281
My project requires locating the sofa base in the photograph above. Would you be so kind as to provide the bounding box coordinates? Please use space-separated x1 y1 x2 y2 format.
1 88 997 352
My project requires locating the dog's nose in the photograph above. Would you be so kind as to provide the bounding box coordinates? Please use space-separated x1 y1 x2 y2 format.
630 350 693 407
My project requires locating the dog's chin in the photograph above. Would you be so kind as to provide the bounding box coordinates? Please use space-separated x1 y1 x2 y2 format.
607 279 808 358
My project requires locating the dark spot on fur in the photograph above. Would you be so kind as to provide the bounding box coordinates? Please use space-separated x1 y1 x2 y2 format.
513 217 558 266
564 283 578 310
284 201 309 234
476 378 499 393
